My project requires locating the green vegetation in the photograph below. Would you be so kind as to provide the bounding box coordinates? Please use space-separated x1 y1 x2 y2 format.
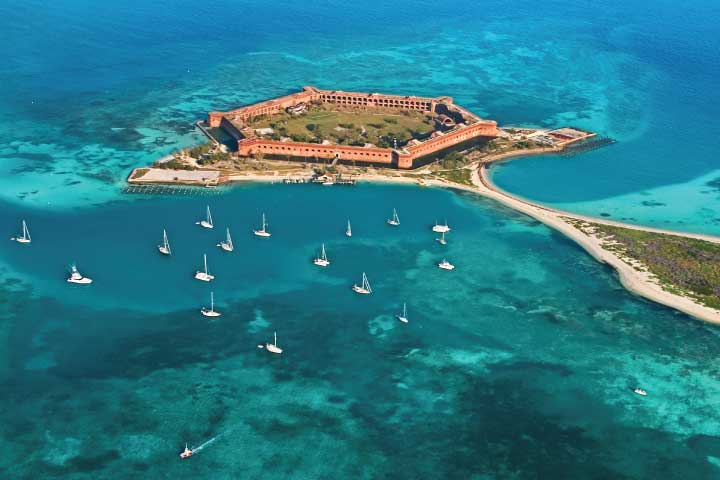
130 168 149 179
434 168 473 186
154 158 193 170
570 221 720 309
187 143 231 165
248 103 435 148
440 152 467 169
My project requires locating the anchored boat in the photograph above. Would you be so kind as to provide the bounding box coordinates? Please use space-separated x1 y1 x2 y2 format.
346 219 352 237
67 265 92 284
196 205 214 229
432 219 451 233
253 213 271 237
194 254 215 282
352 272 372 294
438 258 455 270
10 219 31 244
201 291 221 317
396 302 409 323
266 331 283 354
158 229 171 255
313 243 330 267
387 208 400 226
217 227 233 252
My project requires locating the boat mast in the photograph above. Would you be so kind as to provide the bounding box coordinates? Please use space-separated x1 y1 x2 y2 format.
274 331 278 347
210 291 214 312
403 302 406 317
226 228 232 248
23 220 30 241
321 243 326 261
207 206 213 227
204 254 208 275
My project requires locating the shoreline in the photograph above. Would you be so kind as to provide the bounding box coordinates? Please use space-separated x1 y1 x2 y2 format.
127 148 720 324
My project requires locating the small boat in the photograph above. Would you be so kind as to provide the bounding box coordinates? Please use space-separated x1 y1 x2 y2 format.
417 179 429 187
217 227 233 252
387 208 400 226
253 213 271 237
194 254 215 282
201 291 221 317
313 243 330 267
633 387 647 396
437 259 455 270
432 220 451 233
266 331 283 354
180 443 194 459
396 302 409 323
352 272 372 294
158 229 171 255
196 205 214 229
322 180 335 186
436 231 447 245
67 265 92 284
10 219 31 244
346 219 352 237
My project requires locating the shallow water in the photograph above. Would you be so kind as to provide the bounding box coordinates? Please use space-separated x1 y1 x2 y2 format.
2 0 720 478
2 184 720 478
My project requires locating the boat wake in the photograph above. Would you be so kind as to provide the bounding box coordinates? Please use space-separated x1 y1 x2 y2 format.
192 431 226 454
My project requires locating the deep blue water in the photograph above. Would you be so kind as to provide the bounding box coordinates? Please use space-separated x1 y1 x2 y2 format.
1 0 720 478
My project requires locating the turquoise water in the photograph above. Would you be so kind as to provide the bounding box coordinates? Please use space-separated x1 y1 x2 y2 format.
2 0 720 478
4 184 720 478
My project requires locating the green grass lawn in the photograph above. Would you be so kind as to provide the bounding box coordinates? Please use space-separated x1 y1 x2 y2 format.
247 103 436 147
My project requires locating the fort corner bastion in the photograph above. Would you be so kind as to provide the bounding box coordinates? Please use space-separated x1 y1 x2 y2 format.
207 86 498 169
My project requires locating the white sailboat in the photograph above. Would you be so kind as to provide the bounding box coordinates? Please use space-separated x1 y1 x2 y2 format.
432 219 451 233
266 331 283 354
387 208 400 226
194 254 215 281
436 231 447 245
313 243 330 267
201 291 221 317
11 219 31 244
438 258 455 270
396 302 409 323
158 229 171 255
196 205 214 229
346 219 352 237
67 264 92 284
253 213 271 237
217 227 233 252
352 272 372 294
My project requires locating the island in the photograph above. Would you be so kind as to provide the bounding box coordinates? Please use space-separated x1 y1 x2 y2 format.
127 86 720 324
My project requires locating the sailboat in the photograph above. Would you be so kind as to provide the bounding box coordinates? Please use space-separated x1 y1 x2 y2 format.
432 219 451 233
253 213 271 237
196 205 214 229
396 302 408 323
438 258 455 270
266 331 283 354
346 219 352 237
313 243 330 267
67 264 92 284
194 254 215 281
11 219 31 244
352 272 372 294
386 208 400 226
201 291 221 317
217 227 233 252
436 231 447 245
158 229 171 255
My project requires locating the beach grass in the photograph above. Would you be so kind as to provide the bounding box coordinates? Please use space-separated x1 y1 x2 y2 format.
570 221 720 309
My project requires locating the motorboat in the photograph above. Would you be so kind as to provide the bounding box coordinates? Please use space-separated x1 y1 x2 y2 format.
67 265 93 284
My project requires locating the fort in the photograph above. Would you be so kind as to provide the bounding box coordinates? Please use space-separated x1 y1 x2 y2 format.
207 86 498 169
